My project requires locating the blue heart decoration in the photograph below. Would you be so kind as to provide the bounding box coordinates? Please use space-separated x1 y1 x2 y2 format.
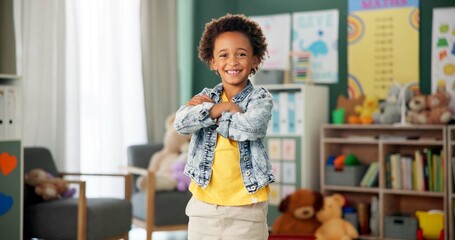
0 192 13 216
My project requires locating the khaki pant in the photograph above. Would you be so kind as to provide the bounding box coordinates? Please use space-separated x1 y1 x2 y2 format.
185 196 269 240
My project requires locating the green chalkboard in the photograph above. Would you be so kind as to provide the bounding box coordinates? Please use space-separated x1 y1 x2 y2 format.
191 0 455 120
0 141 22 240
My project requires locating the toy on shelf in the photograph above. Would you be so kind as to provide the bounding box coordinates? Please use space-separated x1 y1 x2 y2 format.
314 193 359 240
406 91 452 125
348 96 379 124
271 189 324 236
373 84 414 124
336 95 365 124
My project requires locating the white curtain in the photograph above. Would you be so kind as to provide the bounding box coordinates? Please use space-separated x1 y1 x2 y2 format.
22 0 147 197
141 0 179 143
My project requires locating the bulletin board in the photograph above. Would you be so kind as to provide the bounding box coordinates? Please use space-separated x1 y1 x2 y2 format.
0 141 21 240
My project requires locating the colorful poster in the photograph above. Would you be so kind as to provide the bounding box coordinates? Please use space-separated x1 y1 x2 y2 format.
348 0 419 99
432 7 455 117
292 9 339 84
251 14 291 70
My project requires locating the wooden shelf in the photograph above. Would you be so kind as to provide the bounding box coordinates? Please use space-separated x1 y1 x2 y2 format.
448 126 455 238
320 124 448 239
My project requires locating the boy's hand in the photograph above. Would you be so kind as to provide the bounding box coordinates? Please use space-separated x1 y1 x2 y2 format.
210 102 243 119
186 95 213 106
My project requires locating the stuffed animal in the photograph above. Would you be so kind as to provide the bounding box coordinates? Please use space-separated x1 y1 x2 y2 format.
349 96 379 124
407 92 452 124
373 85 413 124
24 168 76 201
315 193 359 240
336 95 365 124
271 189 324 236
171 142 191 192
406 94 427 124
136 113 191 191
423 92 452 124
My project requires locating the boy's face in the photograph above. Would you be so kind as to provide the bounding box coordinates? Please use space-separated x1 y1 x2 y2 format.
211 31 258 88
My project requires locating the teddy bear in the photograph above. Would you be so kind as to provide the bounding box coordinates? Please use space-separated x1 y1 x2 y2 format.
171 142 191 192
271 189 324 236
406 93 427 124
136 112 191 191
24 168 76 201
423 92 452 124
314 193 359 240
348 96 379 124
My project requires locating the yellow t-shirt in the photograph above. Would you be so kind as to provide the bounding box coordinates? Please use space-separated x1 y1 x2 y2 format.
189 92 269 206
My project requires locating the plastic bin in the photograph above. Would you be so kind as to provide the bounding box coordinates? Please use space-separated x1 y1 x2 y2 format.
325 165 367 186
384 214 418 240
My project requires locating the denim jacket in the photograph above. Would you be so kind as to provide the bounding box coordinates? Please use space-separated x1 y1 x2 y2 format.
174 80 275 194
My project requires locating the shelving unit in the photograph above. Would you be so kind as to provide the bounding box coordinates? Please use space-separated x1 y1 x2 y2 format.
320 124 447 239
260 84 328 226
448 126 455 238
0 0 22 239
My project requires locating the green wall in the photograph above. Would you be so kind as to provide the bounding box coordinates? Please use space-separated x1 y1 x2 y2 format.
190 0 455 120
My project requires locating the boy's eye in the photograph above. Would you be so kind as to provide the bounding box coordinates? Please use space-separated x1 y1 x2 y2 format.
219 53 227 58
238 53 247 57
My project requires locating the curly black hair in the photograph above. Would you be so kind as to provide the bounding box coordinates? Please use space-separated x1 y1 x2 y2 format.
198 13 268 75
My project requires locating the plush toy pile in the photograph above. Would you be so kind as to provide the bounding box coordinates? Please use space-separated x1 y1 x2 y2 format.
271 191 359 239
407 91 452 124
24 168 76 201
136 113 191 191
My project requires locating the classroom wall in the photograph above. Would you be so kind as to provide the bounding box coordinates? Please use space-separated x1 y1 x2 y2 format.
191 0 455 119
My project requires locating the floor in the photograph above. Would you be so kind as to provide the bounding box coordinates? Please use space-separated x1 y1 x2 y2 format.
129 227 188 240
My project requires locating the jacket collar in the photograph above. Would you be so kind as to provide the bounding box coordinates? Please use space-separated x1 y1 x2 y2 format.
209 80 253 104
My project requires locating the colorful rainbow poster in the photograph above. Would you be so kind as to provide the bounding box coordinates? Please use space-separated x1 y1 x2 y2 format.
432 7 455 118
348 0 419 99
292 9 339 84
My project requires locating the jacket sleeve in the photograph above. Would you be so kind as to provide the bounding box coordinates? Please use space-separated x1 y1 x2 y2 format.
174 89 217 135
216 87 272 141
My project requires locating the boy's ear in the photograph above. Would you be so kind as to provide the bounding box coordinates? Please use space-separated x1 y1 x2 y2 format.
210 59 217 70
252 56 259 68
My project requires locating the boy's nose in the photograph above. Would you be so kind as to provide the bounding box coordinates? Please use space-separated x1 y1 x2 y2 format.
228 61 238 66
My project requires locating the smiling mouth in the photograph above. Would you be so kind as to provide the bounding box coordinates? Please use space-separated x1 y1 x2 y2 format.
226 70 241 74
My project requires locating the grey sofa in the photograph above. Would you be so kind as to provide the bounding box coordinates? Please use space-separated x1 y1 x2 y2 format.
127 143 191 240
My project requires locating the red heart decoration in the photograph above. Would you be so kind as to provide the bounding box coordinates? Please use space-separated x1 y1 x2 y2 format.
0 152 17 176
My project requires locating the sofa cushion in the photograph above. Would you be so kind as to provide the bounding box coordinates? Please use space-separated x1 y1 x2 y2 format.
24 198 132 240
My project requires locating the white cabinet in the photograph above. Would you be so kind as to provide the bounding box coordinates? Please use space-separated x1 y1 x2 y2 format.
260 84 328 225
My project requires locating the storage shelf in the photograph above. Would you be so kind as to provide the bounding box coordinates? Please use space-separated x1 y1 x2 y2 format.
320 124 448 239
382 189 445 197
325 185 379 193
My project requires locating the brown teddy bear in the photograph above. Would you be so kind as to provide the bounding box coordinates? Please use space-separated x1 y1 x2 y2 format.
136 112 191 191
314 193 359 240
271 189 323 236
423 92 452 124
406 94 427 124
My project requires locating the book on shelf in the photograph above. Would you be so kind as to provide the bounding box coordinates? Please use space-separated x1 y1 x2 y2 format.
390 153 402 190
360 162 379 187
